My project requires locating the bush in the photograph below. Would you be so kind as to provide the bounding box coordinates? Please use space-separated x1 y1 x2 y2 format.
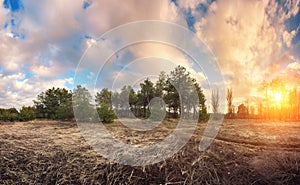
199 113 210 122
0 108 19 122
19 106 36 121
97 103 115 123
55 105 74 120
149 103 166 121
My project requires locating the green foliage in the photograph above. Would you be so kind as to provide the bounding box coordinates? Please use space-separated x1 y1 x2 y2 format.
95 88 112 108
162 65 209 121
112 85 136 118
129 88 138 109
110 65 209 122
55 104 74 120
110 66 208 122
56 88 74 120
19 106 36 121
139 78 155 118
155 71 167 98
0 66 209 123
0 107 36 122
0 108 19 121
149 102 165 121
72 85 94 121
97 103 115 123
34 87 73 120
194 82 209 122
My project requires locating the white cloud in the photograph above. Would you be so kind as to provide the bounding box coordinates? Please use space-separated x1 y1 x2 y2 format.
81 0 183 37
31 64 61 78
0 0 300 109
185 0 300 104
283 30 297 48
0 0 184 108
287 61 300 71
0 72 72 108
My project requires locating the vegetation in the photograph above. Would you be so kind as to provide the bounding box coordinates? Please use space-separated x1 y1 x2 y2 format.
258 78 300 120
1 119 300 184
97 103 115 123
72 85 95 121
1 66 299 122
19 106 36 121
111 66 209 121
34 87 73 120
226 88 233 118
227 77 300 120
0 65 209 123
0 106 35 121
0 108 19 121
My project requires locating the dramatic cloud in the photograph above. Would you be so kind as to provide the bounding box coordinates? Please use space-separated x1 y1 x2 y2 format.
287 61 300 71
0 0 182 108
0 0 299 110
0 72 72 108
182 0 300 104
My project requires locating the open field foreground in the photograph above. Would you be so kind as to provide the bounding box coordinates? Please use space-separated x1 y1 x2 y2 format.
1 119 300 185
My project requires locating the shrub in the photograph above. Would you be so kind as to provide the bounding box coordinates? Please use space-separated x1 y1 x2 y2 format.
55 105 74 120
97 103 115 123
0 108 19 121
149 103 166 121
19 106 36 121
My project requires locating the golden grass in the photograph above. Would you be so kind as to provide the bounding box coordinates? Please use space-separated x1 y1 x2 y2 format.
0 119 300 184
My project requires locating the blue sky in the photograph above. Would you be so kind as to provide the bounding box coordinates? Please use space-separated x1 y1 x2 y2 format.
0 0 299 108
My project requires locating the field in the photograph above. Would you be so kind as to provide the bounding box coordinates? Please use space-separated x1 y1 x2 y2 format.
1 119 300 184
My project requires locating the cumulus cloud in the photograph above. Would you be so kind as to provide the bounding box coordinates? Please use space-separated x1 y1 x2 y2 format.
287 61 300 71
0 0 186 108
283 30 297 47
0 0 299 109
81 0 183 36
0 72 72 108
184 0 300 103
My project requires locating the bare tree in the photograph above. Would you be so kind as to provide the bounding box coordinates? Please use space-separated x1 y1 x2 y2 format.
226 88 233 116
211 88 219 114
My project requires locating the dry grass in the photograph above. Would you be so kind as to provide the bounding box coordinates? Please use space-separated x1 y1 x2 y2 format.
0 119 300 184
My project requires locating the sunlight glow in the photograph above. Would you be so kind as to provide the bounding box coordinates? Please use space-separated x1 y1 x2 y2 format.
274 92 282 104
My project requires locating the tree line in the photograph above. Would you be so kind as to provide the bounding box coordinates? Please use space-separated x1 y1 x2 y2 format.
0 65 209 123
222 77 300 120
0 106 35 122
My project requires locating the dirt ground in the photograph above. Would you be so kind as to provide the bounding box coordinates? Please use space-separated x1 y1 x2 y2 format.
1 119 300 185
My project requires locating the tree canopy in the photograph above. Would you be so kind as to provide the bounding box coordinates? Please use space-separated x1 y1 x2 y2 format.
0 65 209 123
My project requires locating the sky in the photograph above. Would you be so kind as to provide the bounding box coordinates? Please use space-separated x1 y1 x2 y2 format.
0 0 300 109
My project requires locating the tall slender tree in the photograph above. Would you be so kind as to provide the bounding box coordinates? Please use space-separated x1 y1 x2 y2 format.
155 71 167 98
139 79 155 118
227 88 233 117
194 81 209 121
72 85 94 121
95 88 112 109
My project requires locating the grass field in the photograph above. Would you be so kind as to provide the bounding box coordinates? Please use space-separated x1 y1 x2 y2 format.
1 119 300 184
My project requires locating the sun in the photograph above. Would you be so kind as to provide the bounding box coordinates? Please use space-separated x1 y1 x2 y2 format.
274 92 282 104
